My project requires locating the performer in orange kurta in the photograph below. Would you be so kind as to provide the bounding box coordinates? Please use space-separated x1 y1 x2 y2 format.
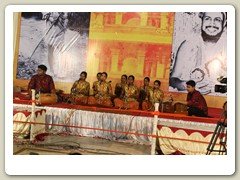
88 72 113 107
114 75 139 110
138 77 153 109
69 71 90 105
142 80 164 111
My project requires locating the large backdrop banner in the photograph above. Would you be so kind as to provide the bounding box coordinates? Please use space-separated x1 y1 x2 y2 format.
17 12 91 82
15 12 174 89
15 12 227 96
169 12 227 96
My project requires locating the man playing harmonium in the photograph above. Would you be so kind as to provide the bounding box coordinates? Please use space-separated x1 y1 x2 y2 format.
173 80 208 117
69 71 90 105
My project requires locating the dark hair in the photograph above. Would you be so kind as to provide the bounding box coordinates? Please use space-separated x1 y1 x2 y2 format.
81 71 87 77
199 12 227 28
144 77 150 82
97 72 102 76
154 80 161 86
128 75 135 81
122 74 127 79
186 80 196 87
38 65 47 72
102 72 108 77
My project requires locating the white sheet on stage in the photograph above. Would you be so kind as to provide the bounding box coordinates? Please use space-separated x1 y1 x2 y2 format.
13 104 154 145
13 104 217 152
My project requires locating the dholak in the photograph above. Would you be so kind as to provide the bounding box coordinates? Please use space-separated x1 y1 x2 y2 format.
36 93 57 106
161 101 174 113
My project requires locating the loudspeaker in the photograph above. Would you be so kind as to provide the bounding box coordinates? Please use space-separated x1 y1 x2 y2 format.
215 85 227 93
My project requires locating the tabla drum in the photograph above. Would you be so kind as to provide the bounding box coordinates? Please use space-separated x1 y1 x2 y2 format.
173 102 188 115
36 93 57 106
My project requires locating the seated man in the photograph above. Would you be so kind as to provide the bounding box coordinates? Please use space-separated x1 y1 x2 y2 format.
114 75 139 110
114 74 128 99
69 71 90 105
92 72 102 96
88 72 113 107
28 64 56 104
139 77 153 109
28 64 56 94
175 80 208 117
142 80 164 111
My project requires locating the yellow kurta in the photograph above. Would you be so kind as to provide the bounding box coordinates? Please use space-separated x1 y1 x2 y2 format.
149 88 164 104
88 81 113 107
95 81 112 99
70 80 90 98
124 85 139 102
140 85 153 101
142 88 164 111
92 81 100 96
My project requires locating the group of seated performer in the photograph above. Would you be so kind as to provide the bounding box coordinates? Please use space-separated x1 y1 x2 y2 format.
27 64 208 117
67 71 164 110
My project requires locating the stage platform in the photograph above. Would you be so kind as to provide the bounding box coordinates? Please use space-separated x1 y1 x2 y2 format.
13 97 224 155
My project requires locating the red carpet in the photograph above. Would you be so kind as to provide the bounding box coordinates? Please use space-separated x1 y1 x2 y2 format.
14 97 223 125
